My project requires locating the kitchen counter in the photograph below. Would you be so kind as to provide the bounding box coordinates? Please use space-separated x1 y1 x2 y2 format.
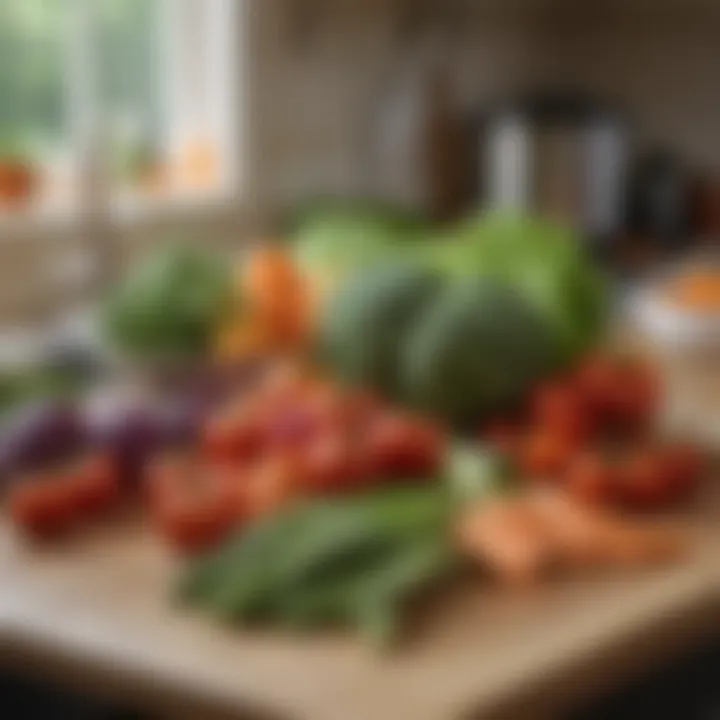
0 486 718 720
0 335 719 720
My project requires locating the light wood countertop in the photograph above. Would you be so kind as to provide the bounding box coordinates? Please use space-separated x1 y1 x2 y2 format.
0 342 718 720
0 485 718 720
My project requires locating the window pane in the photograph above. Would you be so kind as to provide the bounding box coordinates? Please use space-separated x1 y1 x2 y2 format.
100 0 236 209
100 0 163 195
0 0 77 218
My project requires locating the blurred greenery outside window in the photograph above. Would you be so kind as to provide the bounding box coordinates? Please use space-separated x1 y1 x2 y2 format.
0 0 236 221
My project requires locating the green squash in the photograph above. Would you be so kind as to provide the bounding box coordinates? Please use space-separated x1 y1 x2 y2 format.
402 277 554 427
317 264 441 399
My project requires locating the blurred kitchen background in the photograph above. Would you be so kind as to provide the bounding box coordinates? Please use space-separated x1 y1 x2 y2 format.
1 0 719 324
1 2 719 718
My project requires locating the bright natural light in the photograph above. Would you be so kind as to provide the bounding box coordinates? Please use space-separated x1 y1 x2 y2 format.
0 0 238 226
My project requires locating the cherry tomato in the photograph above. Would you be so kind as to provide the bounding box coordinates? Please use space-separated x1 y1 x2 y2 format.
520 429 577 479
242 454 299 519
564 451 618 507
7 473 79 538
531 381 592 441
69 454 120 515
203 405 263 462
574 354 619 419
148 456 239 553
661 443 705 501
364 414 444 478
618 448 673 510
337 390 383 430
610 360 660 434
300 432 369 494
576 355 660 436
262 404 320 449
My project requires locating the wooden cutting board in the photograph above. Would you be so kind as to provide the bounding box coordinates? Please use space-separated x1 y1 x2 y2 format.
0 488 718 720
0 344 719 720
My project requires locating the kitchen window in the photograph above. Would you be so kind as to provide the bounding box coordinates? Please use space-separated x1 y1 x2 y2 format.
0 0 242 236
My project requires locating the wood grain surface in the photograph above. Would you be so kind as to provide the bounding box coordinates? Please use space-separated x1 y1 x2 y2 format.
0 482 717 720
0 342 718 720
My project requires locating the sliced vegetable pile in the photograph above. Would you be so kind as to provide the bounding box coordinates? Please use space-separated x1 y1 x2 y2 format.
482 352 706 512
0 208 712 650
151 365 444 553
457 491 684 586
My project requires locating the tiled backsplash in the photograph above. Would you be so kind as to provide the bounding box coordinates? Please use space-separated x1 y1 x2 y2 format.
252 0 720 212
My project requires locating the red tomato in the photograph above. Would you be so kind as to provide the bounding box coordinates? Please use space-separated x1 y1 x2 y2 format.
574 354 619 418
618 448 673 510
262 404 320 450
242 454 299 519
300 432 369 494
69 454 120 515
203 406 263 462
531 381 592 441
7 474 79 538
301 382 344 419
149 458 239 553
364 414 444 478
520 429 577 479
610 360 660 434
661 443 705 501
576 355 660 436
337 390 383 430
564 451 618 507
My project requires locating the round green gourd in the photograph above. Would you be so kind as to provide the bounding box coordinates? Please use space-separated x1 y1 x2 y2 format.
318 264 442 399
402 278 554 427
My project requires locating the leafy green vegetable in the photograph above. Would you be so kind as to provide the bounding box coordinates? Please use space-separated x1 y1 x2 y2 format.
402 277 554 427
425 212 608 366
102 245 232 360
178 487 456 647
190 505 319 620
352 537 456 647
317 263 441 399
292 201 429 295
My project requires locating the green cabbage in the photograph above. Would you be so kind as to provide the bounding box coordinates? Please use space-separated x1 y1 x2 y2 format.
425 212 608 367
292 201 428 294
402 278 554 427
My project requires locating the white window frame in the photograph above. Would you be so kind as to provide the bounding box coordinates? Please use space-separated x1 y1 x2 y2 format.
0 0 247 244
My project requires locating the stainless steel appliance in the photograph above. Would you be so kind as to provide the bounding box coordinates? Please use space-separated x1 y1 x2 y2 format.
481 92 629 240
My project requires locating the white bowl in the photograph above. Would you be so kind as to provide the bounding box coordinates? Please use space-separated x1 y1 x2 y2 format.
631 288 720 353
627 262 720 445
629 257 720 356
